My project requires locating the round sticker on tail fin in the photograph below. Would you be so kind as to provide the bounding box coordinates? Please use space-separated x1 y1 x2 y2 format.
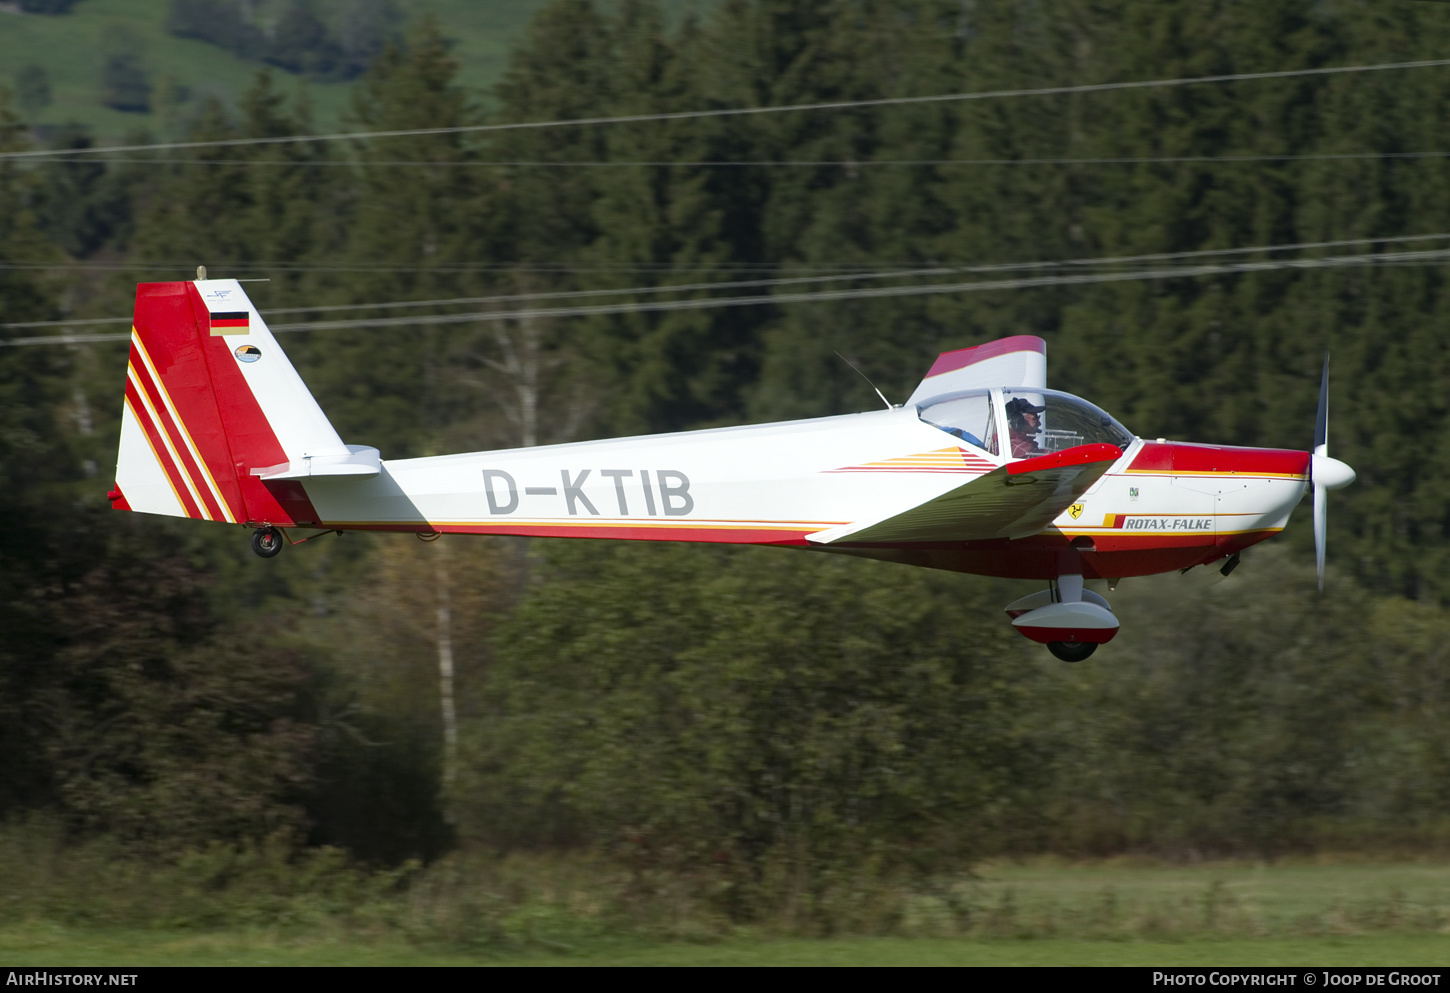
235 345 261 363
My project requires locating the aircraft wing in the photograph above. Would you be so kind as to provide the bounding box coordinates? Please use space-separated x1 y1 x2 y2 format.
807 443 1122 545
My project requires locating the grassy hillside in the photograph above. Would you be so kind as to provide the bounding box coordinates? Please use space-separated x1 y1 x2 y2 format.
0 0 709 145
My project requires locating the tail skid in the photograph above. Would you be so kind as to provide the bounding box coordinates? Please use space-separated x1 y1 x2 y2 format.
113 279 372 527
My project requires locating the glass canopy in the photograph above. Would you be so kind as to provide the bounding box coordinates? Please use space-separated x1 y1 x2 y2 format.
918 388 1133 460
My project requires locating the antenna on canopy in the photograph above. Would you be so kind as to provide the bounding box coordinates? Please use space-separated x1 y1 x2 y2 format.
834 350 895 410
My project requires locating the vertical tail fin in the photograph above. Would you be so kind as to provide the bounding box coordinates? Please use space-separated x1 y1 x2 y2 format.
113 278 370 527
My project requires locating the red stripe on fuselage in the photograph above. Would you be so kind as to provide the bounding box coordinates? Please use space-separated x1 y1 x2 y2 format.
833 528 1282 580
1128 441 1309 476
313 515 1281 580
331 521 818 544
124 378 203 519
128 347 226 521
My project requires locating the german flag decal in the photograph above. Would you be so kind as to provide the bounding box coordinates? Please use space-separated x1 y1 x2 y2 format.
209 311 249 335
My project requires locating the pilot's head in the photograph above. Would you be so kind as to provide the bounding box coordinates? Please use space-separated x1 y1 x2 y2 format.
1005 397 1045 433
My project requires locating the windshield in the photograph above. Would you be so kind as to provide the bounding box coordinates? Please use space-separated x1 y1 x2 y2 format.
1002 388 1133 458
916 390 998 455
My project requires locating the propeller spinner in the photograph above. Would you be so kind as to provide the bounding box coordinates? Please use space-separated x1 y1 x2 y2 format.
1310 354 1357 592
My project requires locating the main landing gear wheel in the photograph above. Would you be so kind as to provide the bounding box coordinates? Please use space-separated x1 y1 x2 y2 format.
251 526 283 558
1047 641 1097 663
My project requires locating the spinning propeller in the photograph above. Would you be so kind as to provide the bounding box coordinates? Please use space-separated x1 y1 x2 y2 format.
1310 355 1357 592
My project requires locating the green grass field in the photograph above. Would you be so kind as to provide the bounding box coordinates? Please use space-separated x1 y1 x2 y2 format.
4 859 1449 966
3 928 1447 967
0 0 711 144
966 858 1450 938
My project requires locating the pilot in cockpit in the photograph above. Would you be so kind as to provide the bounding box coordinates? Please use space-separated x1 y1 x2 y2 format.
1005 397 1045 458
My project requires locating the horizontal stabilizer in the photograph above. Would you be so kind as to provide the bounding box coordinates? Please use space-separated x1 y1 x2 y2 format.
251 445 382 480
807 443 1121 545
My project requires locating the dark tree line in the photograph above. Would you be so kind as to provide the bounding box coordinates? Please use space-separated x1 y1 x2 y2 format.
5 1 1450 898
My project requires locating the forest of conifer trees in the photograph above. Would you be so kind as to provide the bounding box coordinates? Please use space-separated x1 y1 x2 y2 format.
6 0 1450 931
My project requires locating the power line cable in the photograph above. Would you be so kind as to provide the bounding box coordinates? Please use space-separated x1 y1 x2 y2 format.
29 151 1450 168
0 260 903 273
7 246 1448 347
11 228 1450 276
5 58 1450 162
5 228 1449 277
7 232 1448 331
258 248 1450 331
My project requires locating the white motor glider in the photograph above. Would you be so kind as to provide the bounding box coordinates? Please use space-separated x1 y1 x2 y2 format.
111 278 1354 661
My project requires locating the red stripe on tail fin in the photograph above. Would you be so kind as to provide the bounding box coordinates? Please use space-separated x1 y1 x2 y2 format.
127 282 319 526
130 284 250 519
128 342 229 521
124 376 203 519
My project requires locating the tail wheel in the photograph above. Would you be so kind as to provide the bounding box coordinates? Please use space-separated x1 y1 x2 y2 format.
251 526 284 558
1047 641 1097 663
